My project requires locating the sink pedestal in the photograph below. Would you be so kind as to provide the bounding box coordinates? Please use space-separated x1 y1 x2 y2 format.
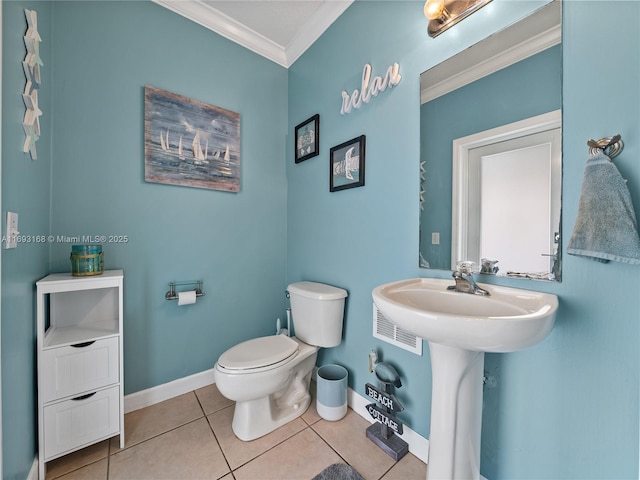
427 342 484 480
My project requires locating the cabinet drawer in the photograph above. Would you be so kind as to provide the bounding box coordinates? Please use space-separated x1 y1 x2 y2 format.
44 386 120 460
42 337 119 402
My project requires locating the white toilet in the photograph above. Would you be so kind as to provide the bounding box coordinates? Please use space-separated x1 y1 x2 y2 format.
214 281 348 441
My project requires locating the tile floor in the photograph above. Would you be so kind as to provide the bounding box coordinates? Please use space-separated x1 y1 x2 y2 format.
45 384 427 480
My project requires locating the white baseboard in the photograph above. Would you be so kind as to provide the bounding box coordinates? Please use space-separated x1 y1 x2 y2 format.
124 368 216 413
27 456 38 480
124 367 430 465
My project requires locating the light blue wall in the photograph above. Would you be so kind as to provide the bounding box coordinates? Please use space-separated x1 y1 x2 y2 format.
2 1 639 479
2 1 288 477
1 1 52 478
288 1 639 478
420 45 562 270
48 1 289 394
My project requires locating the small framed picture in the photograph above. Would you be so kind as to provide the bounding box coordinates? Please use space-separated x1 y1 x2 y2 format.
330 135 366 192
294 114 320 163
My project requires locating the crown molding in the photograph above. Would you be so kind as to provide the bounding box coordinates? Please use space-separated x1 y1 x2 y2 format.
421 23 561 104
153 0 287 66
152 0 353 68
284 1 352 67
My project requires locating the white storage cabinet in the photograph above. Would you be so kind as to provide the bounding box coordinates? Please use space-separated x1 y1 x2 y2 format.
36 270 124 479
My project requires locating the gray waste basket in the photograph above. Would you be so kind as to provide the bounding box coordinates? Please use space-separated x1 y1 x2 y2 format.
316 364 348 421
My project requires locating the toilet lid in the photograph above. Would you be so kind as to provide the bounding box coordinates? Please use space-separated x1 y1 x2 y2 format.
218 335 299 370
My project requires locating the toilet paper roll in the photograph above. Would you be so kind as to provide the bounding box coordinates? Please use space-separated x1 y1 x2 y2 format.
177 290 197 306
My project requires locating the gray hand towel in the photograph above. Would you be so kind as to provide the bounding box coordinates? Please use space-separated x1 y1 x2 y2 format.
567 151 640 264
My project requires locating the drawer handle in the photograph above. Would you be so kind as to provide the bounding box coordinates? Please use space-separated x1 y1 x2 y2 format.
70 341 96 348
72 392 97 401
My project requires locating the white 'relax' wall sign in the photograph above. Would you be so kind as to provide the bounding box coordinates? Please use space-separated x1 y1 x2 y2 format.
340 63 402 115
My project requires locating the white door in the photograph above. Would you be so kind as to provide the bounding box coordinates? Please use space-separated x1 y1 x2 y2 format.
467 128 561 273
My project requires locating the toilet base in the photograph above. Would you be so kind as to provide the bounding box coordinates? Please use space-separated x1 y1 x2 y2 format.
231 367 313 441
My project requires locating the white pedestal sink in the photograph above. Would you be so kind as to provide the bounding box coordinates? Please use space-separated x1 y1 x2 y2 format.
372 277 557 480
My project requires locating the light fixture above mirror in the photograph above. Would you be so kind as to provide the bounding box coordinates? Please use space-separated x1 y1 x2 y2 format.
424 0 493 38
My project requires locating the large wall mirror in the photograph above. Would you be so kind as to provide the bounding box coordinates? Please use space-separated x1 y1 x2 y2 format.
419 0 562 281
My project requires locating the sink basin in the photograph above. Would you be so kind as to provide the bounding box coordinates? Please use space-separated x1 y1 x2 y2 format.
372 277 558 352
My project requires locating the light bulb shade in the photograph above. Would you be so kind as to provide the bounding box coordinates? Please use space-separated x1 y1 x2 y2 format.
424 0 446 20
426 0 493 37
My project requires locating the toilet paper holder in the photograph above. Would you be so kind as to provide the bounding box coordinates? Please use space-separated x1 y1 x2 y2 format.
165 280 205 301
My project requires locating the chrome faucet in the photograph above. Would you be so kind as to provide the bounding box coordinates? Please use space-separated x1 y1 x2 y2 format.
447 261 490 296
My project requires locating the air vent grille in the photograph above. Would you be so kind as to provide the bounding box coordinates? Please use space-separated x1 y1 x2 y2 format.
376 313 395 338
372 304 422 355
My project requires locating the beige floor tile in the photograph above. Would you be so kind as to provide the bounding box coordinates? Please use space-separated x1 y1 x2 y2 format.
207 405 308 470
109 417 229 480
380 453 427 480
195 383 234 415
45 440 109 479
301 396 322 425
233 428 343 480
312 410 396 480
50 458 108 480
110 392 203 452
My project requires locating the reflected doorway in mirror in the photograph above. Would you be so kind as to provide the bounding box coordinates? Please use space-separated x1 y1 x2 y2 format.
451 110 562 279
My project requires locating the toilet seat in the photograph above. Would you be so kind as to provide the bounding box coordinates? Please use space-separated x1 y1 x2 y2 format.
218 335 299 371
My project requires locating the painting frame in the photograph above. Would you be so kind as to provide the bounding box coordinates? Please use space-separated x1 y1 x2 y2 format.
294 114 320 163
144 85 241 192
330 135 366 192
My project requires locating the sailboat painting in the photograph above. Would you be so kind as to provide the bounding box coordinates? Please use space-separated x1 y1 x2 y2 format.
144 85 240 192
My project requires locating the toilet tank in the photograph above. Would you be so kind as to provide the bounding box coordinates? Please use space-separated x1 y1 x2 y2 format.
287 281 348 348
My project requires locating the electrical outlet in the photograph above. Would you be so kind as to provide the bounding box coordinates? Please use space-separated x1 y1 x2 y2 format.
6 212 19 249
431 232 440 245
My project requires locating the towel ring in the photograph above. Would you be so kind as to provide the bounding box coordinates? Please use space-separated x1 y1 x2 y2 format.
587 134 623 159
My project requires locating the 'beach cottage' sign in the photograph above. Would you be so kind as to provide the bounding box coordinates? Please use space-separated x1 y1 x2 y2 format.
340 62 402 114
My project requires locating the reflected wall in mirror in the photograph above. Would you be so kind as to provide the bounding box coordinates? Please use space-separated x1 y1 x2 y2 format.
419 0 562 281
